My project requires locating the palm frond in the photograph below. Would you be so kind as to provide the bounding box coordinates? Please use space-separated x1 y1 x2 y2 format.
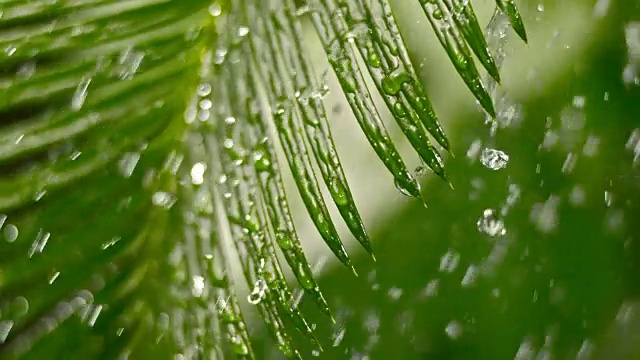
0 0 526 358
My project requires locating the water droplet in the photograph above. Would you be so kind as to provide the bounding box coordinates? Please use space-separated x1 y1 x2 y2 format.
421 279 439 298
16 62 36 79
252 147 271 172
48 271 61 284
332 328 346 347
480 148 509 170
152 192 177 209
530 196 560 233
71 76 92 111
28 230 50 257
208 3 222 17
197 83 212 97
118 152 140 178
192 275 205 297
387 287 403 301
275 231 292 250
247 279 267 305
329 178 348 206
3 224 18 243
190 162 207 185
461 265 478 288
569 185 586 206
237 26 250 37
445 320 463 339
381 68 410 96
604 190 613 207
0 321 14 343
297 262 314 290
439 249 460 273
477 209 506 236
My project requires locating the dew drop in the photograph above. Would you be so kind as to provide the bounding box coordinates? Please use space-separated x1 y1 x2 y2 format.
477 209 506 236
480 148 509 170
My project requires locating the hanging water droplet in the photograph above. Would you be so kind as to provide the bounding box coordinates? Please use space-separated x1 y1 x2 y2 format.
477 209 506 236
480 148 509 170
152 192 177 209
247 279 267 305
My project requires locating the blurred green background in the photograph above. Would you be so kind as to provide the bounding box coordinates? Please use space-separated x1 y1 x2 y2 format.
251 0 640 358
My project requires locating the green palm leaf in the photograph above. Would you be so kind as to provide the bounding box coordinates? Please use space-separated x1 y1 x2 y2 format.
0 0 526 358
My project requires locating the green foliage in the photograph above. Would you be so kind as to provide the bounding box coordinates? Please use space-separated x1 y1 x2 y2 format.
0 0 527 358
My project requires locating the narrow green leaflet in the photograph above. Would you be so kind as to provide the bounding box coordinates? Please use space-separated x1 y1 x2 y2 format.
443 0 501 83
495 0 528 43
307 0 423 199
418 0 496 117
242 0 357 274
273 0 375 259
342 0 451 186
221 1 336 321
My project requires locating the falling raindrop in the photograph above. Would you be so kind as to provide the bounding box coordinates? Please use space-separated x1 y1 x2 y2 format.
332 328 346 347
477 209 506 237
71 77 92 111
530 196 561 233
445 320 463 339
118 152 140 178
387 287 403 301
439 249 460 273
28 230 50 257
480 148 509 170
